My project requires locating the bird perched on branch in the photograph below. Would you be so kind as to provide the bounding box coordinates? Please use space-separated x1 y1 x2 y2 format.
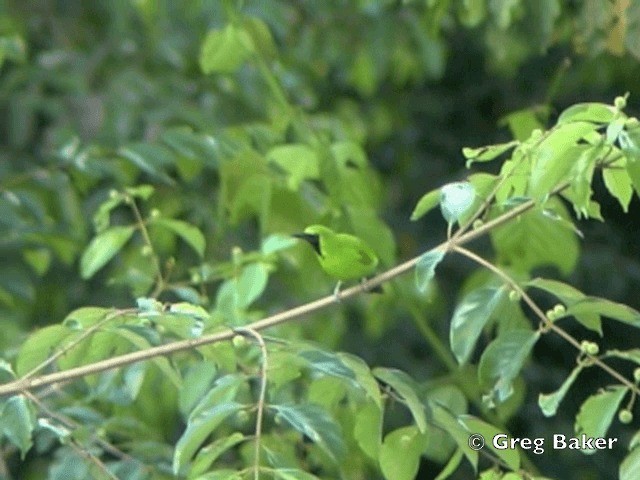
293 224 379 298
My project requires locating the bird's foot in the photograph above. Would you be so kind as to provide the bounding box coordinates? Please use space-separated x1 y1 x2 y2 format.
360 277 383 294
333 281 343 302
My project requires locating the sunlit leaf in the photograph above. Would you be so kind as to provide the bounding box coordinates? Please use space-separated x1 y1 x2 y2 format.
602 163 633 212
450 287 506 365
271 403 345 462
478 329 540 403
173 402 243 474
440 182 476 225
557 103 617 124
410 188 441 221
538 364 584 417
459 415 520 470
1 395 35 458
373 368 427 433
621 448 640 480
415 249 445 293
190 432 245 477
575 386 627 455
80 225 136 279
462 141 518 165
200 24 252 74
379 426 427 480
153 218 206 258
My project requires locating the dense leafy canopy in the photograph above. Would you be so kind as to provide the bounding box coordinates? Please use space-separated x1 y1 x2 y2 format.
2 1 640 479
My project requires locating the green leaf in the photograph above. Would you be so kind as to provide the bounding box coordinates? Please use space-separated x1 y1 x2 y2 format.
621 447 640 480
63 307 112 329
261 233 298 255
178 361 218 418
431 404 478 471
414 250 445 293
575 386 627 454
491 203 579 275
538 364 584 417
109 328 182 388
478 329 540 404
1 395 36 458
602 163 633 212
15 325 74 376
242 16 277 59
462 141 518 165
373 368 427 433
299 350 356 383
440 182 476 225
271 403 345 462
192 469 242 480
527 278 585 303
0 360 15 383
434 449 464 480
450 287 506 365
379 426 428 480
557 103 617 125
118 144 175 185
23 248 52 276
267 144 320 190
529 122 597 198
500 107 546 141
354 402 382 460
0 35 26 67
168 302 210 320
457 0 487 27
603 349 640 365
236 263 269 308
154 218 206 258
173 401 243 474
566 297 640 328
80 225 136 279
410 189 441 221
273 469 322 480
125 184 155 200
200 24 253 74
93 192 127 233
526 278 601 334
190 432 245 477
459 415 520 470
338 353 383 407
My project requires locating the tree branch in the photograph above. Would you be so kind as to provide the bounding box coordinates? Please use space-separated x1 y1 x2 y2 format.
0 180 569 397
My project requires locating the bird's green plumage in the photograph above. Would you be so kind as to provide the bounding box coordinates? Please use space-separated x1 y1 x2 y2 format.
294 225 379 281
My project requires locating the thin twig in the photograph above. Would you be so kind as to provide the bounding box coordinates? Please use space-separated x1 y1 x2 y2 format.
24 391 137 464
452 245 639 395
234 328 268 480
0 188 565 397
23 309 134 380
127 195 164 297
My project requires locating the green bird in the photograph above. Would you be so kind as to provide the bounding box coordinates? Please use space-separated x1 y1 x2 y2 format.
293 224 379 298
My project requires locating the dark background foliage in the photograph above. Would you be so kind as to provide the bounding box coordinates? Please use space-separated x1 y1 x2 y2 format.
2 1 640 478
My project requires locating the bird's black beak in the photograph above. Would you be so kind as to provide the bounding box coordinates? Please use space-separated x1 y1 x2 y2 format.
292 233 321 255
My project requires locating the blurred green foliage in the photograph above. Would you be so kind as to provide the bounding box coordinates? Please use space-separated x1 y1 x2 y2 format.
2 0 640 479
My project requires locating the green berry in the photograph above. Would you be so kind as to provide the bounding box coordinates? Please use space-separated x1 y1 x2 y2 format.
619 409 633 424
553 304 566 316
581 341 599 356
634 368 640 383
508 290 521 302
232 335 246 348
